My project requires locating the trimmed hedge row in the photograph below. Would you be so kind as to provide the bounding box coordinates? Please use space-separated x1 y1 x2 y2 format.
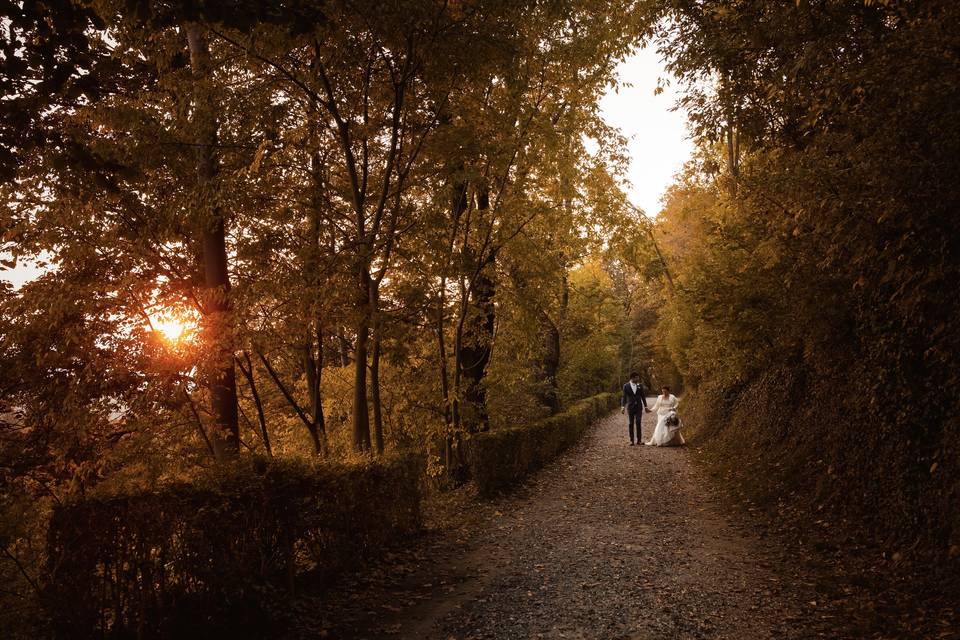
43 456 422 639
40 394 617 637
465 392 618 495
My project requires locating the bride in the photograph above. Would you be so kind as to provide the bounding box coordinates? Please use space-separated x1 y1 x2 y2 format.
644 385 684 447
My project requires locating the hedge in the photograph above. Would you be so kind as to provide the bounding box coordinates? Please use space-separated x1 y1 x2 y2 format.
43 456 422 639
465 392 618 495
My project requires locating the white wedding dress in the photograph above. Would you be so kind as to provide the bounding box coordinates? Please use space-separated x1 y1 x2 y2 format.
645 394 684 447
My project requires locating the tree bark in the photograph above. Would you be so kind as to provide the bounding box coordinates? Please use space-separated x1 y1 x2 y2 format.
185 22 238 460
337 332 351 367
437 176 467 471
437 282 454 460
437 289 455 470
303 113 328 455
721 72 740 188
726 124 740 181
458 250 496 433
371 320 384 455
258 351 323 455
453 185 497 434
536 309 561 413
509 262 562 414
301 327 327 456
184 389 216 458
352 266 372 451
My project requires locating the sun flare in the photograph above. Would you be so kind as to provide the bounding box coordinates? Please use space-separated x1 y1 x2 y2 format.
151 315 191 343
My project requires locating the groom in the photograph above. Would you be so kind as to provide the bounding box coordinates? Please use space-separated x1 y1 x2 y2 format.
620 372 650 446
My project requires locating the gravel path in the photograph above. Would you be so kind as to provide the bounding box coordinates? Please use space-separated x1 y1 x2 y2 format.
320 407 819 640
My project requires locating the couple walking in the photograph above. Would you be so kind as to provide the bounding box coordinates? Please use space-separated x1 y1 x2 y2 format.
620 372 684 447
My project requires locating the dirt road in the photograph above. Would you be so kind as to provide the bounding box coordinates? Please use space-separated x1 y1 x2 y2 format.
318 407 824 639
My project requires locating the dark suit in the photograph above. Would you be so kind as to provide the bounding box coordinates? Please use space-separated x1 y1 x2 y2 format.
621 381 648 443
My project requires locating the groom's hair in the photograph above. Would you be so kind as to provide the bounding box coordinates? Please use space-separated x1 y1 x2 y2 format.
629 372 639 379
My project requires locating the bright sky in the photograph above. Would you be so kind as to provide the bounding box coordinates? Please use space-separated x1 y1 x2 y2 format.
599 45 694 217
1 256 44 290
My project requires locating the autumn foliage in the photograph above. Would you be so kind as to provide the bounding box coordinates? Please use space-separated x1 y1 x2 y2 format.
0 0 649 635
649 0 960 609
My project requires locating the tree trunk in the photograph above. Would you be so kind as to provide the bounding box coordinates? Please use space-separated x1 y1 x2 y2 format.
452 308 464 433
256 350 322 455
313 322 326 443
722 72 740 187
352 266 372 452
437 291 451 411
437 287 453 445
536 309 561 414
238 352 271 457
459 252 496 433
186 22 238 460
455 184 497 434
306 415 323 455
371 320 384 455
352 321 370 451
436 177 465 468
509 262 563 415
303 118 327 455
337 332 351 367
301 327 326 456
726 124 740 181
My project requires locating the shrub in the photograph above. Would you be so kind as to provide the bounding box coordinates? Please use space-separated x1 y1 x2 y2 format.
465 392 618 495
42 455 422 639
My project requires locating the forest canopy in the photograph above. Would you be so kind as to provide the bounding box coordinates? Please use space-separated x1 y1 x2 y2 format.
1 0 651 466
0 2 661 627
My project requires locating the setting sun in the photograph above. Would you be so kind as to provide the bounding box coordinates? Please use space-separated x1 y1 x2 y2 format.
150 315 193 343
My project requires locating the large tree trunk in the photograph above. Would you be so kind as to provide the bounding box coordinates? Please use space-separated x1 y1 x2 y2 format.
186 22 238 460
455 186 497 434
458 252 496 433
